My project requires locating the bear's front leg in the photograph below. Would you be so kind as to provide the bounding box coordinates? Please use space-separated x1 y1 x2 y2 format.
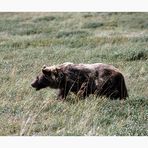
57 88 69 100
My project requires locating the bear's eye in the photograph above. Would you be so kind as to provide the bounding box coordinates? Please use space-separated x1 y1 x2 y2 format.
36 76 39 80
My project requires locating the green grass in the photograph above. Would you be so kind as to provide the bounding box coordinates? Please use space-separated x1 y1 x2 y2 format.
0 12 148 136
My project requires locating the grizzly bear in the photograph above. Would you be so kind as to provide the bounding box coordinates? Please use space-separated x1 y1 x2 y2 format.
31 62 128 100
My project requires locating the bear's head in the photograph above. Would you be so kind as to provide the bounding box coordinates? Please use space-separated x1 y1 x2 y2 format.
31 65 64 90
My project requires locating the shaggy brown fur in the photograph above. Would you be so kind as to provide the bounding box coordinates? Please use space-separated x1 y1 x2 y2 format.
31 62 128 100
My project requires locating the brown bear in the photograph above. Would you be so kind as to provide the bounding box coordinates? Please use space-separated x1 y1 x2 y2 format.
31 62 128 100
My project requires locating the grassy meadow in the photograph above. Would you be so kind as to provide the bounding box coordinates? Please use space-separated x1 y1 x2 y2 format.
0 12 147 136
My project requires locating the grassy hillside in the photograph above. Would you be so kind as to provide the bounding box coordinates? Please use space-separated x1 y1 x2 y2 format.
0 12 147 136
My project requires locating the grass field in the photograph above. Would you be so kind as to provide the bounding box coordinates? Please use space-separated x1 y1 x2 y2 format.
0 12 147 136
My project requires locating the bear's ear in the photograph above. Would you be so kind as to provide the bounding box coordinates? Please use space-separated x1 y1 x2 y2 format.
42 67 51 75
42 65 46 69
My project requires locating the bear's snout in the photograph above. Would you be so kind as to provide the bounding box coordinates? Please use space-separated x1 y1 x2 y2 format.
31 80 37 88
31 82 35 87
